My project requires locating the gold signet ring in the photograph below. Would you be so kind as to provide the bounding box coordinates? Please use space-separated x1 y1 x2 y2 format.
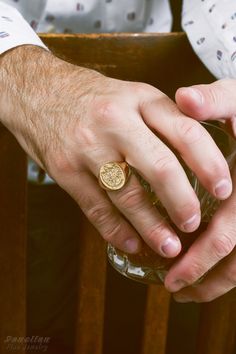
99 162 131 191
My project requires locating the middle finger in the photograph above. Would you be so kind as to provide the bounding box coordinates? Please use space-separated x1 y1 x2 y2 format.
116 117 201 233
140 95 232 200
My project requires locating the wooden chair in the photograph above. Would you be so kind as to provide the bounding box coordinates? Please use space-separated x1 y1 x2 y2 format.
1 33 236 354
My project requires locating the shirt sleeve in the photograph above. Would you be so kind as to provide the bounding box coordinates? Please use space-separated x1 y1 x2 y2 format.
182 0 236 79
0 1 48 55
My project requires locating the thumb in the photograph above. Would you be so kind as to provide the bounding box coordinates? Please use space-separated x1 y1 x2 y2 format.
175 79 236 121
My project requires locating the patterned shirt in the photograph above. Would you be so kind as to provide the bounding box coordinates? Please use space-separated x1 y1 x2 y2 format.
0 0 236 183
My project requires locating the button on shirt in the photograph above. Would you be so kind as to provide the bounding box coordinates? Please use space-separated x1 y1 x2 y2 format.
0 0 236 183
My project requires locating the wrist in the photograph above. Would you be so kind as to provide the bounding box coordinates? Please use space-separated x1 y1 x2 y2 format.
0 45 52 130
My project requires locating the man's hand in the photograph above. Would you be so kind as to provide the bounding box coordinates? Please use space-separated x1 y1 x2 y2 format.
0 46 232 258
164 79 236 302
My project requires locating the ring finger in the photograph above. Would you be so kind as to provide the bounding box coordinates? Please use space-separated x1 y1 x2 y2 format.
86 151 182 258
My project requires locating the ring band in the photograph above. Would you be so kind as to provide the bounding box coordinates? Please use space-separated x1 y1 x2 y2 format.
99 161 131 191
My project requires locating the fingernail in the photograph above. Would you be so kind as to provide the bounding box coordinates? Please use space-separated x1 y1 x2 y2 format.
173 294 192 303
161 236 181 257
183 87 204 106
124 238 140 253
182 214 200 232
167 279 188 292
214 179 232 199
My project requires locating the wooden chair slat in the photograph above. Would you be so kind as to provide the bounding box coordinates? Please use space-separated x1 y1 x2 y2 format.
197 288 236 354
0 125 27 354
141 285 171 354
75 212 107 354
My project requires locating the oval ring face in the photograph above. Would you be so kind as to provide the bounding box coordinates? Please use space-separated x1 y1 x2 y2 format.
99 162 130 191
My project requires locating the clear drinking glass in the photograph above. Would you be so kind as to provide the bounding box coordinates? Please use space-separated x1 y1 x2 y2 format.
107 122 236 284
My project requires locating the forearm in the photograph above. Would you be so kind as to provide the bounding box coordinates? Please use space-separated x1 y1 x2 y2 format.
0 46 48 126
0 45 103 167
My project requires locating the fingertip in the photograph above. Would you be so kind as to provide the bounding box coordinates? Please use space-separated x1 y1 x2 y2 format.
176 87 205 119
214 178 233 200
181 213 201 233
165 278 188 293
160 236 182 258
178 87 204 105
124 237 141 254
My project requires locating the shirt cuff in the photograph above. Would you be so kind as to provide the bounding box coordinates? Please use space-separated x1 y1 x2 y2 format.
0 2 48 55
182 0 236 79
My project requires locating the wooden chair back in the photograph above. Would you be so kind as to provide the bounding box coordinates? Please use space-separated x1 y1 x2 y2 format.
1 33 236 354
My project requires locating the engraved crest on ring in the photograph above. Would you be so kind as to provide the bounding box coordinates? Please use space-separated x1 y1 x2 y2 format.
99 162 127 190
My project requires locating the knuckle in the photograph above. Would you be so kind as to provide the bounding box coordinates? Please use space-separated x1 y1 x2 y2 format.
102 222 122 243
182 261 206 285
176 118 203 145
131 82 158 96
53 152 75 175
207 86 220 107
86 201 112 227
211 234 234 259
146 221 168 242
177 199 200 220
164 100 183 117
195 156 229 183
116 185 145 211
152 154 178 179
93 99 121 124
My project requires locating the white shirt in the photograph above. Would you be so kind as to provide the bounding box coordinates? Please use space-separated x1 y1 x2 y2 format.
0 0 236 183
